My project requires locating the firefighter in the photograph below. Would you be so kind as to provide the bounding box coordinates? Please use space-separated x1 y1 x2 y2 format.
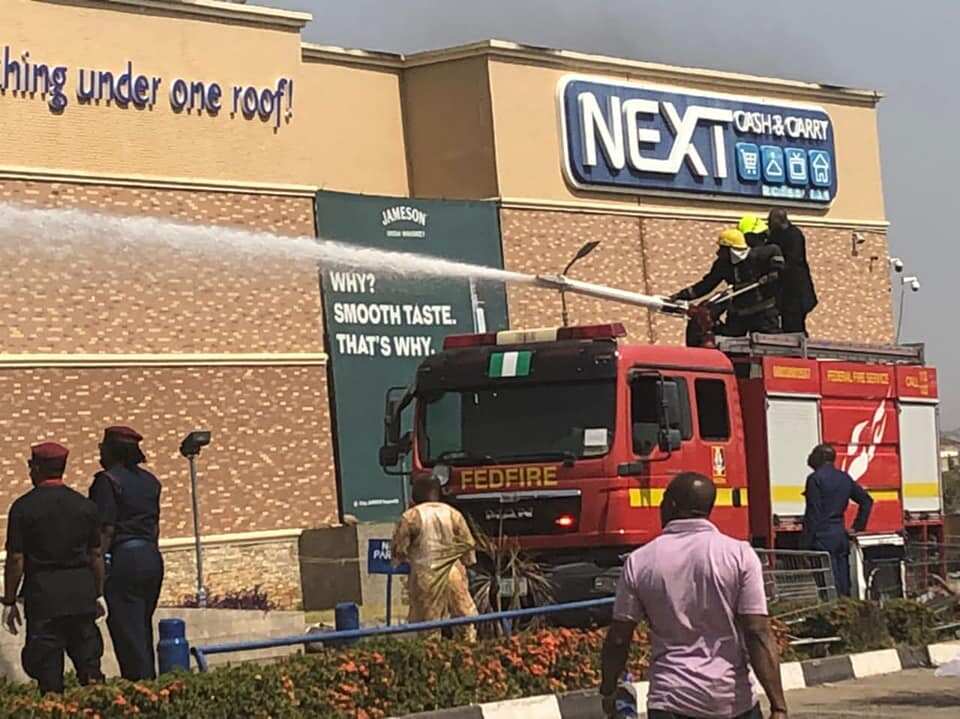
767 208 818 335
801 444 874 597
88 426 164 680
2 442 105 694
669 228 785 346
738 213 769 248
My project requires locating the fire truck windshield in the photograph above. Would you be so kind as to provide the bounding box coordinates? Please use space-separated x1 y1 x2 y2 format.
419 379 616 466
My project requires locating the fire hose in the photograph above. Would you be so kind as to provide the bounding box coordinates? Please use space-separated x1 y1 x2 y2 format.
533 272 777 337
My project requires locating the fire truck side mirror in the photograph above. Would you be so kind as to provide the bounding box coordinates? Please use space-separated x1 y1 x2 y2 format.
379 432 412 468
380 386 413 468
379 444 401 468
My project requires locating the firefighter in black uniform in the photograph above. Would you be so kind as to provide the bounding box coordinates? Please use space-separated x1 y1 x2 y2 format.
89 426 163 680
801 444 873 597
670 228 785 346
2 442 105 694
767 208 818 335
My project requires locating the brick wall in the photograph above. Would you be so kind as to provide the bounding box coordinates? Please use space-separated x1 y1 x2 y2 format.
0 364 337 538
160 537 302 609
500 208 895 345
499 209 653 343
0 181 322 354
0 181 340 606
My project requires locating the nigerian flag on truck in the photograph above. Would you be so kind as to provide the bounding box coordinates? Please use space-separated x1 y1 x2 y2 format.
488 351 532 378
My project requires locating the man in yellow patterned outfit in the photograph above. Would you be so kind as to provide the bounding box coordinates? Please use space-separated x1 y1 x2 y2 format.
391 477 479 642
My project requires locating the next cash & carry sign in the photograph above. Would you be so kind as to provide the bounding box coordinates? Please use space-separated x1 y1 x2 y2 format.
559 75 837 204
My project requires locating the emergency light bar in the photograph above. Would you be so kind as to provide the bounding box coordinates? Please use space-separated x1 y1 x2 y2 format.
442 323 626 350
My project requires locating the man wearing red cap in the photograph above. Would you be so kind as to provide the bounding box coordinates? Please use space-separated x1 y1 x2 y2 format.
3 442 106 693
88 426 164 681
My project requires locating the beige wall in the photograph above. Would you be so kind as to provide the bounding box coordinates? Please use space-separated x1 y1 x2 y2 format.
486 58 887 224
0 2 885 219
401 57 499 199
298 58 409 195
0 0 408 194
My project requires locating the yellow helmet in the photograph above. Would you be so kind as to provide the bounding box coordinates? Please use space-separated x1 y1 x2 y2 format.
718 228 748 249
738 214 768 235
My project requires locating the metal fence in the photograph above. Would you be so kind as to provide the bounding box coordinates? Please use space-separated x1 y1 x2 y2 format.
192 547 842 669
901 541 960 602
191 597 615 672
755 548 837 612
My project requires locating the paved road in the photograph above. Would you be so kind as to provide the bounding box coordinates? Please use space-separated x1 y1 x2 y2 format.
760 668 960 718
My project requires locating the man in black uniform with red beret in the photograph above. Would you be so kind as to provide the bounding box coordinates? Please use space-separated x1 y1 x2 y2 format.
89 426 164 680
2 442 105 694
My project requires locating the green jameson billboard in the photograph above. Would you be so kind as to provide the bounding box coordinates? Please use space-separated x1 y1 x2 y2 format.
315 191 509 523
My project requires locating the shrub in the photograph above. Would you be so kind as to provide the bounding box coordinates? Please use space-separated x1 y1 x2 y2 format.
793 598 892 654
180 585 276 611
790 598 939 658
882 599 937 646
0 626 650 718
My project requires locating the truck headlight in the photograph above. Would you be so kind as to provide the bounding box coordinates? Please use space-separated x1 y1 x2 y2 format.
593 576 618 594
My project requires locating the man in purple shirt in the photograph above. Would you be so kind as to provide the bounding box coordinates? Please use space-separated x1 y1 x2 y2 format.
600 472 787 719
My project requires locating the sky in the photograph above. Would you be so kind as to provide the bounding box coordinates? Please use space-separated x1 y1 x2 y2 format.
260 0 959 425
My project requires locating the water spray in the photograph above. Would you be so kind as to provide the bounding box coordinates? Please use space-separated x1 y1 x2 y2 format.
0 201 753 334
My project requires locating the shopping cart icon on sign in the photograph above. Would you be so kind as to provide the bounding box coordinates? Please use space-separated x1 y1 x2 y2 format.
736 142 760 181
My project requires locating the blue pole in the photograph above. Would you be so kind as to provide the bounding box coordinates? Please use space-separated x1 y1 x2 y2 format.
192 597 614 670
386 573 393 627
157 618 190 674
191 646 209 673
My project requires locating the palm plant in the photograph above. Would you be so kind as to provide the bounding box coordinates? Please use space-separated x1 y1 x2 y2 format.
467 522 554 637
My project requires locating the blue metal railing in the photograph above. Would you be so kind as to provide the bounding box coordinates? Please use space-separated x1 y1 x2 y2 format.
191 596 615 672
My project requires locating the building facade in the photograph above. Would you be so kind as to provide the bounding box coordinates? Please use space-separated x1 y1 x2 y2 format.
0 0 892 608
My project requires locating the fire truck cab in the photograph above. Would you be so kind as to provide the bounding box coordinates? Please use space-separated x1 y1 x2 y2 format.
379 324 942 602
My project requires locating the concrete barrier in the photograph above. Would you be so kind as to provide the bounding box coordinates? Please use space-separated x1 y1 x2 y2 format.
396 639 960 719
0 607 306 682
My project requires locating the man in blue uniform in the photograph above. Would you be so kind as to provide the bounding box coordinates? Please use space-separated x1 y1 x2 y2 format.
801 444 874 596
89 426 164 680
2 442 105 693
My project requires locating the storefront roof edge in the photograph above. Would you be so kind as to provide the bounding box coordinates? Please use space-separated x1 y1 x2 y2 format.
301 43 403 69
46 0 312 30
0 164 320 197
499 196 890 231
404 39 883 107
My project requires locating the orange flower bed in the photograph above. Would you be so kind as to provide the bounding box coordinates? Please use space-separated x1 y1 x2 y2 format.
0 627 646 718
0 621 796 718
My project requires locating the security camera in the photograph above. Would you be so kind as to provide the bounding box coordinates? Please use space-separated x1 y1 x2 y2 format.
902 276 920 292
851 232 867 257
888 257 904 273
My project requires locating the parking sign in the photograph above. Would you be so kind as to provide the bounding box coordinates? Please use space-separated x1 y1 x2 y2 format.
367 539 410 575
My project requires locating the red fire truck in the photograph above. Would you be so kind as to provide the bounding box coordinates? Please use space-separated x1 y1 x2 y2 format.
379 281 943 604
